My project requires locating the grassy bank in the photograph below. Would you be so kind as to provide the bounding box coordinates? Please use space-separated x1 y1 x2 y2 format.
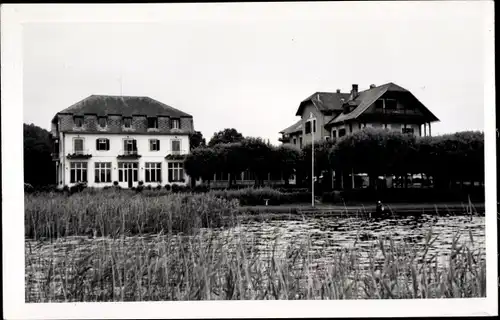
25 228 485 302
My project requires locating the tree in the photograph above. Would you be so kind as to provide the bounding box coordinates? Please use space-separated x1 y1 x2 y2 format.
240 137 273 187
272 145 301 186
184 147 218 188
189 131 206 150
208 128 244 147
213 142 248 188
301 139 336 191
24 123 55 187
330 128 413 189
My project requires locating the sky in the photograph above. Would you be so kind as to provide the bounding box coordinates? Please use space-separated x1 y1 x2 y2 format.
22 2 490 145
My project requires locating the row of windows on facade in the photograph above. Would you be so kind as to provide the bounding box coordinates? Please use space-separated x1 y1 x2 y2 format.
330 124 414 138
69 138 181 153
69 162 184 183
72 116 181 130
290 123 415 145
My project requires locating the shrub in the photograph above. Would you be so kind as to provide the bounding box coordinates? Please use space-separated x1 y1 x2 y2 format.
146 185 152 190
209 187 311 206
339 187 485 203
138 181 144 186
155 185 162 190
164 184 171 191
321 191 342 204
171 184 180 193
113 181 119 186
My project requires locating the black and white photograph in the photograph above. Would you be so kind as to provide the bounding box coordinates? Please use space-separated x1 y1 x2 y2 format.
2 2 497 319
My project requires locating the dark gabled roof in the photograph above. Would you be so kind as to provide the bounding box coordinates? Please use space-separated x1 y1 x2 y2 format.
326 82 439 125
279 119 303 134
295 92 351 116
55 95 192 119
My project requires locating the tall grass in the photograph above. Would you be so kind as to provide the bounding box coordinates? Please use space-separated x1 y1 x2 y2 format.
25 228 486 302
25 191 239 239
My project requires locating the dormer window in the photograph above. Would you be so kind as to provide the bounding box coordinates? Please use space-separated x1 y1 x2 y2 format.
171 119 180 129
74 116 83 127
123 117 132 128
98 117 107 128
147 117 158 129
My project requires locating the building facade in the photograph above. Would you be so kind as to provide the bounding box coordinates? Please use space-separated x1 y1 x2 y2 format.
51 95 194 189
279 82 440 148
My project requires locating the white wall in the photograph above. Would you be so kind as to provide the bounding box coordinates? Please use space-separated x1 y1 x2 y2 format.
58 133 190 188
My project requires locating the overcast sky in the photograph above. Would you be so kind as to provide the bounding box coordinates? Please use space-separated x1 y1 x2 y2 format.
22 2 489 144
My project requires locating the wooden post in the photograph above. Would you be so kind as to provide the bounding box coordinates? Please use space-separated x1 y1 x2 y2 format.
429 122 432 136
424 123 427 136
351 168 355 189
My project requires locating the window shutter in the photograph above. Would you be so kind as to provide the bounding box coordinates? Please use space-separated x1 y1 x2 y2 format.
123 140 127 151
133 140 137 151
157 139 160 150
106 139 110 151
96 139 99 150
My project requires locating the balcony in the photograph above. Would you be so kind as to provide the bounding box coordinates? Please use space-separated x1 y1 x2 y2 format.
117 149 141 159
165 149 187 160
66 149 92 159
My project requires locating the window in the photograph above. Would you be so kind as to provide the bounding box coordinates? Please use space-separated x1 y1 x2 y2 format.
147 117 158 129
145 162 162 182
98 117 107 128
168 162 184 182
293 138 297 145
96 138 110 151
349 123 353 133
123 139 137 154
171 119 180 129
332 130 337 138
74 138 84 154
385 99 397 110
118 162 138 182
305 121 311 134
299 137 303 148
325 136 330 141
70 162 87 183
313 119 317 133
171 140 181 154
150 139 160 151
402 127 414 135
74 116 83 127
375 99 384 110
339 128 346 137
94 162 111 183
123 117 132 128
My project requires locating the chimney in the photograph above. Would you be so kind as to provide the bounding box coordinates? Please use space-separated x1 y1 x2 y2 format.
370 84 376 89
336 89 341 94
351 84 358 98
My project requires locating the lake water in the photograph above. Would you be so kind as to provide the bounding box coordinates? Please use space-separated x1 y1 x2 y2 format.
25 214 485 301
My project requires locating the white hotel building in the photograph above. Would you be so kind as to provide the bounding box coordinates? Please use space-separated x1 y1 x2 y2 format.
50 95 194 189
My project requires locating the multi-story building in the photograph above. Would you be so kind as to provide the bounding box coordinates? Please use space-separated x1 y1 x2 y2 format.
50 95 194 189
280 82 440 148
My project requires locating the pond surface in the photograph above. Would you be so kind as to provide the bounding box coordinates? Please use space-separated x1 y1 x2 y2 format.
217 214 485 269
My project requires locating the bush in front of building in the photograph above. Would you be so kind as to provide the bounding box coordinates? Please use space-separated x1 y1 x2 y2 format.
208 187 311 206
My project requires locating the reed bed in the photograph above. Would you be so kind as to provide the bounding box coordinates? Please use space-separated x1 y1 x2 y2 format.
25 191 486 302
25 228 486 302
25 191 239 239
